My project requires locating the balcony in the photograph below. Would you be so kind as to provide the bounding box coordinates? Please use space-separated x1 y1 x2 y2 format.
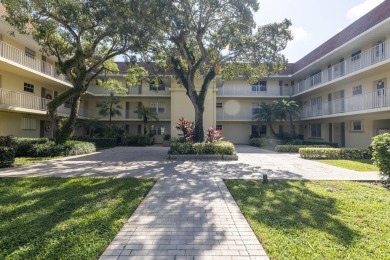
0 87 82 116
217 85 291 97
301 88 390 118
0 40 68 84
86 108 171 121
293 39 390 95
216 109 253 121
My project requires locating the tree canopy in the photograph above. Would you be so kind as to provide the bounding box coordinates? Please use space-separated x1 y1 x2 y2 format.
148 0 293 141
1 0 155 143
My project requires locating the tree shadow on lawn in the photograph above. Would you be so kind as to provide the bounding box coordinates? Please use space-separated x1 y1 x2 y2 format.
225 180 360 248
0 177 155 259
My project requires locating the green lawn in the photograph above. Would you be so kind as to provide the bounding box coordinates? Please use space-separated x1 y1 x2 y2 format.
315 159 379 172
14 157 64 166
0 177 155 259
225 180 390 260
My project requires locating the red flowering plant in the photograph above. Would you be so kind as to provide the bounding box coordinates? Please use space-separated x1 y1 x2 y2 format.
206 127 224 143
175 117 194 143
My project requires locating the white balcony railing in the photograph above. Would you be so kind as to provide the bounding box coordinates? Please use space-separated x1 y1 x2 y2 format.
0 40 68 83
293 39 390 95
217 85 291 97
216 109 253 121
301 88 390 118
0 87 49 111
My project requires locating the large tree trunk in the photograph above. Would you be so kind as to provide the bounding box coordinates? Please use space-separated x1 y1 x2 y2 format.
194 104 205 142
288 113 295 136
269 123 276 136
55 96 81 144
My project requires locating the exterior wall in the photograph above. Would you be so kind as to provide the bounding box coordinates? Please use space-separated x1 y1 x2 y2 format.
0 111 51 138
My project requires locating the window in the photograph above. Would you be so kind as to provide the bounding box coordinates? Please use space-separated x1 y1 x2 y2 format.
22 117 37 130
352 85 362 95
216 125 223 131
149 80 165 91
216 102 223 109
251 81 267 91
24 83 34 93
310 124 321 138
252 125 266 137
351 50 361 62
351 120 363 131
25 47 36 59
150 125 165 135
96 102 103 108
150 102 165 113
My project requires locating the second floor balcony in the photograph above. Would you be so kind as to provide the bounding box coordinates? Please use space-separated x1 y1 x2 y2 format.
0 40 69 84
301 88 390 119
217 85 291 97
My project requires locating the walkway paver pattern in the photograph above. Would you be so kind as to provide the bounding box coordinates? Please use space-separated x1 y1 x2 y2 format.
0 146 381 260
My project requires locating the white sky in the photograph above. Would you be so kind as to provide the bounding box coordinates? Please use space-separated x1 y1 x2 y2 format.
254 0 385 62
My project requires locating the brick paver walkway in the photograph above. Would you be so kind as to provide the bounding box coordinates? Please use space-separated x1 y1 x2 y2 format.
100 177 268 260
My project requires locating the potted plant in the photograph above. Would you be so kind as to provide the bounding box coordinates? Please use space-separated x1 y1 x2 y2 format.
162 134 171 147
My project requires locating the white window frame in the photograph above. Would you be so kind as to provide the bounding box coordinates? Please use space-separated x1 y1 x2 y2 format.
216 102 223 109
351 120 364 132
150 102 165 113
24 83 34 93
150 124 165 135
352 85 362 96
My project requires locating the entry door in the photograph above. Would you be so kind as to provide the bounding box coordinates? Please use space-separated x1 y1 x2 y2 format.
375 80 385 107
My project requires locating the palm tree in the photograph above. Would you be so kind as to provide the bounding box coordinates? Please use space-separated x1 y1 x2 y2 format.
274 99 301 136
75 118 102 138
252 102 277 136
134 105 159 134
98 92 122 129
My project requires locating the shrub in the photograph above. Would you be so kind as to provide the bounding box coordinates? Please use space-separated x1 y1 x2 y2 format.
299 148 371 159
14 138 51 157
175 118 194 142
260 136 281 147
26 141 96 157
121 134 154 146
163 134 171 141
0 146 15 168
206 127 223 142
249 138 263 147
168 141 235 155
0 136 17 148
301 141 339 147
371 133 390 178
275 144 331 153
75 137 116 148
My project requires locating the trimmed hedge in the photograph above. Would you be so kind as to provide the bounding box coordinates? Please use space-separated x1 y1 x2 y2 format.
299 147 371 159
371 133 390 178
121 134 154 146
249 138 263 147
169 141 235 155
0 146 15 168
74 137 116 148
25 141 96 157
275 145 331 153
14 138 51 157
301 141 339 147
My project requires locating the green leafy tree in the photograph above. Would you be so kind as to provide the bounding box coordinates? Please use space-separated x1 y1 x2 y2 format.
99 92 122 129
252 103 277 136
134 105 159 134
148 0 292 142
2 0 155 144
273 99 301 136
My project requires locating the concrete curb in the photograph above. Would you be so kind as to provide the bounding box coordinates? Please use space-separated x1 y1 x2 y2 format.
167 154 238 161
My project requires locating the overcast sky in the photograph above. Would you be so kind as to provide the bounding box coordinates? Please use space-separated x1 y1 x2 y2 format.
255 0 385 62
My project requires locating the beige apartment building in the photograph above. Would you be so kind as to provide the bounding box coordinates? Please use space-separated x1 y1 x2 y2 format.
1 1 390 148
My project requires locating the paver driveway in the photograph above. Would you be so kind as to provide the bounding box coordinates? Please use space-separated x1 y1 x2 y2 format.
0 146 381 259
